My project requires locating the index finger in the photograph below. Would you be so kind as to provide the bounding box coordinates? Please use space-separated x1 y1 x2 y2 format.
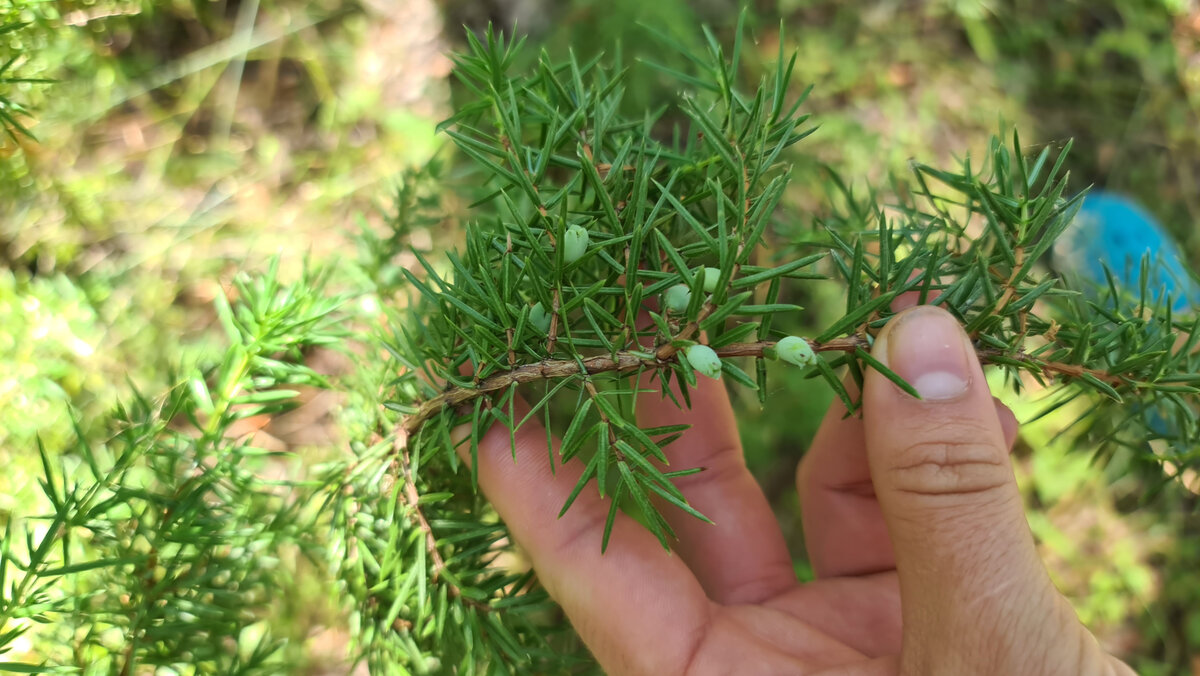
456 397 712 674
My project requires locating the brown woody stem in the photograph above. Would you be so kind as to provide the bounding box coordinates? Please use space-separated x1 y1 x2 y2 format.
405 336 852 435
394 442 489 612
400 336 1133 437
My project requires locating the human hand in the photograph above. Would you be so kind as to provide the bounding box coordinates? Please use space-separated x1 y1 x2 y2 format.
458 304 1137 675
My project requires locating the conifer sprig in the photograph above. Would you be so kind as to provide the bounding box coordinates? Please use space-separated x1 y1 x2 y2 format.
344 22 1200 672
3 263 345 673
390 25 1200 562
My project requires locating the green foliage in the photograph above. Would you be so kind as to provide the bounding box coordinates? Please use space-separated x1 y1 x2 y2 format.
2 263 344 673
0 20 37 142
0 7 52 142
396 21 1198 534
0 272 104 456
3 2 1200 673
398 22 817 554
367 23 1198 670
942 0 1200 255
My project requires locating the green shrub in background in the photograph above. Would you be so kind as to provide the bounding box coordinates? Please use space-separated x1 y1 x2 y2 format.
0 2 55 144
3 1 1200 673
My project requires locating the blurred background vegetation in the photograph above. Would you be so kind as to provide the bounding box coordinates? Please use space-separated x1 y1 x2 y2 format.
2 0 1199 672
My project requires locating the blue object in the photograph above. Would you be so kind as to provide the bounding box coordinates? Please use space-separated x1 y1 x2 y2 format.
1054 191 1200 313
1054 191 1197 437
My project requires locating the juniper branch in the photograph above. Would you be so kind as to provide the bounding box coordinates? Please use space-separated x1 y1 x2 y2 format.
393 439 491 613
402 335 1140 436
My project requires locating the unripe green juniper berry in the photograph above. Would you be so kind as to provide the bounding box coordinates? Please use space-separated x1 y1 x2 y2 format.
685 344 722 379
776 335 816 367
563 225 589 264
663 284 692 313
529 302 551 333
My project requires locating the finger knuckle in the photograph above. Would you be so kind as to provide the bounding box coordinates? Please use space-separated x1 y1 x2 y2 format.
887 435 1010 499
672 445 745 492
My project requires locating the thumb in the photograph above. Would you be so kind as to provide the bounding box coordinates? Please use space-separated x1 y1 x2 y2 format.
862 306 1089 675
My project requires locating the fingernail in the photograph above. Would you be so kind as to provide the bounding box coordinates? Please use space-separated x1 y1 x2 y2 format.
884 306 972 400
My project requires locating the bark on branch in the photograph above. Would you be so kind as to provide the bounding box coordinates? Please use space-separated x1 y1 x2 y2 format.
400 335 1132 437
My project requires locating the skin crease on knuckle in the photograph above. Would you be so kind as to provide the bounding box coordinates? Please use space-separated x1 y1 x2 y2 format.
881 411 1010 499
884 438 1011 499
670 444 748 492
677 612 849 676
728 561 801 598
796 451 877 499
